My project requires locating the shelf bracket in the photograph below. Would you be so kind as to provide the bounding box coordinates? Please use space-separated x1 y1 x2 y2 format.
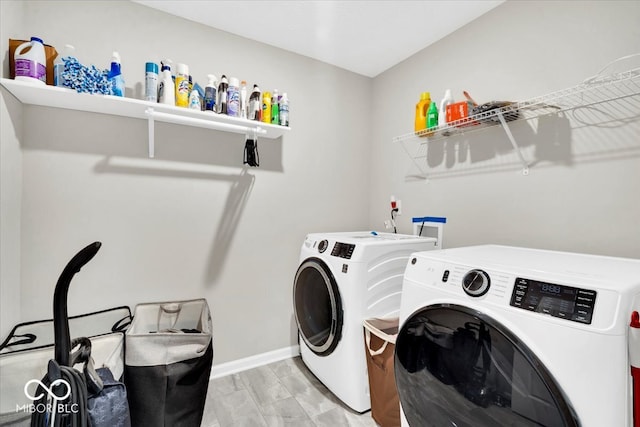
146 108 155 158
496 111 530 175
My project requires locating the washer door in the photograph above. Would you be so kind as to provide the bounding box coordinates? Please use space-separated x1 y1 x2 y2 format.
395 304 579 427
293 257 343 356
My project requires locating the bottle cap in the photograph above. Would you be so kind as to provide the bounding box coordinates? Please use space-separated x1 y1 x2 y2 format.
111 51 121 63
207 74 217 85
30 36 44 44
229 77 239 87
146 62 158 73
420 92 430 101
241 80 247 86
176 63 189 75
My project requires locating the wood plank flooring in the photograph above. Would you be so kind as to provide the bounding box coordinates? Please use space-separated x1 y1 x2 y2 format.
201 356 379 427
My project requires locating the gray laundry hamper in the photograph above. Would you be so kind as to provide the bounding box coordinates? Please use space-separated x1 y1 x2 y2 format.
124 299 213 427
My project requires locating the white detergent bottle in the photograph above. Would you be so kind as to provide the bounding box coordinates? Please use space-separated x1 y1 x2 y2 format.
14 37 46 85
158 59 175 106
439 89 454 127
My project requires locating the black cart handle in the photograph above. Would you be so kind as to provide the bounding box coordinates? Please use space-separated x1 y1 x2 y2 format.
53 241 102 367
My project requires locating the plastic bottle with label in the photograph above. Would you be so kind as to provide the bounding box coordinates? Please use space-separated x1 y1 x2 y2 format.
227 77 240 117
414 92 430 135
54 44 75 87
175 63 190 107
427 101 439 132
262 91 272 124
108 52 125 97
14 37 47 85
249 84 262 121
204 74 217 112
144 62 159 102
189 89 201 110
279 92 289 126
217 75 228 114
271 89 279 124
157 60 175 105
240 80 248 119
439 89 454 127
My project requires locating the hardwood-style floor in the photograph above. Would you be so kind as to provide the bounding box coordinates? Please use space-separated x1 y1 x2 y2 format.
201 356 379 427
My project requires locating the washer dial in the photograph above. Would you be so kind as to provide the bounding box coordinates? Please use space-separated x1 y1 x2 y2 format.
318 240 329 253
462 269 491 297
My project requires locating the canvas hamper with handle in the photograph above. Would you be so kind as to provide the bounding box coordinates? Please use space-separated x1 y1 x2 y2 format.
124 298 213 427
363 317 400 427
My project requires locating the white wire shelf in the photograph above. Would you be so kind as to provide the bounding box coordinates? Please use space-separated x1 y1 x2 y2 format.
394 66 640 146
394 65 640 176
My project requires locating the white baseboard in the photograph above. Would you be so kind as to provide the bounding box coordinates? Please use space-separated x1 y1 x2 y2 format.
210 345 300 379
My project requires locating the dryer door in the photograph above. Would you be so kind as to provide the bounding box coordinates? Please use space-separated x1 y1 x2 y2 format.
395 304 579 427
293 257 343 356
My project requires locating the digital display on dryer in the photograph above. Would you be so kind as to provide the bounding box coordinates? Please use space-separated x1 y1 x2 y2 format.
331 242 355 259
510 277 596 324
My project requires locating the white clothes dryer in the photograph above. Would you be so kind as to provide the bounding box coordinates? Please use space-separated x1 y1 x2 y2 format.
293 231 437 412
394 245 640 427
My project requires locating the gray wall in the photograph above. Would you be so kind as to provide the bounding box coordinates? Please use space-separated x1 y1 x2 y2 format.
369 0 640 258
0 0 371 361
1 0 639 363
0 0 24 346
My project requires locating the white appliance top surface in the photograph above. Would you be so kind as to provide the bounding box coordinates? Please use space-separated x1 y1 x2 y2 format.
415 244 640 290
306 231 436 245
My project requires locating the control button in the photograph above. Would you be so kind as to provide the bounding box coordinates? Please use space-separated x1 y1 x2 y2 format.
442 270 450 282
318 240 328 253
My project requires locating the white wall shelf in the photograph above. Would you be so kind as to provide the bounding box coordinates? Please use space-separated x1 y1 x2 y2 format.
0 78 290 158
395 66 640 176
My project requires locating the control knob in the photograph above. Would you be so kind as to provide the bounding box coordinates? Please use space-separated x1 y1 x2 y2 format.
462 269 491 297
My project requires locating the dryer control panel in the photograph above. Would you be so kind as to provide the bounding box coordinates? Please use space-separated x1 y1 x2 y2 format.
331 242 355 259
510 277 597 324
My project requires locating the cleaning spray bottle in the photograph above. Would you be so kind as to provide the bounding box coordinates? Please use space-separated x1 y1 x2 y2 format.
262 91 271 124
175 63 190 107
240 80 248 119
204 74 217 112
249 84 262 121
279 92 289 126
158 59 175 105
271 89 279 124
227 77 240 117
108 51 125 97
217 75 228 114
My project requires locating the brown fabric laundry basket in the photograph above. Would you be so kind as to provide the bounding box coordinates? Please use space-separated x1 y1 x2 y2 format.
363 317 400 427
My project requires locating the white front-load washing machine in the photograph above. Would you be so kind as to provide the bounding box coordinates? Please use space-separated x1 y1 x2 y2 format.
293 231 437 412
394 245 640 427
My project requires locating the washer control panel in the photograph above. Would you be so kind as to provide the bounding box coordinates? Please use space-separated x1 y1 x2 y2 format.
331 242 355 259
510 277 597 324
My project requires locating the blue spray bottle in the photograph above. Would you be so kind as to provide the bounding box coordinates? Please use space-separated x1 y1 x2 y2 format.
108 51 125 97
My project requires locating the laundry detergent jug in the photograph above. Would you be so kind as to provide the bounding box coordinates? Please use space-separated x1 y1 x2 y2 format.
14 37 47 84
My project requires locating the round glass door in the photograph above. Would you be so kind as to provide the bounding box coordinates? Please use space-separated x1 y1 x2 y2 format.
394 304 579 427
293 257 343 356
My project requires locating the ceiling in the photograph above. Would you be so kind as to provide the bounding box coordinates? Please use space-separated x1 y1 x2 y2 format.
132 0 505 77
